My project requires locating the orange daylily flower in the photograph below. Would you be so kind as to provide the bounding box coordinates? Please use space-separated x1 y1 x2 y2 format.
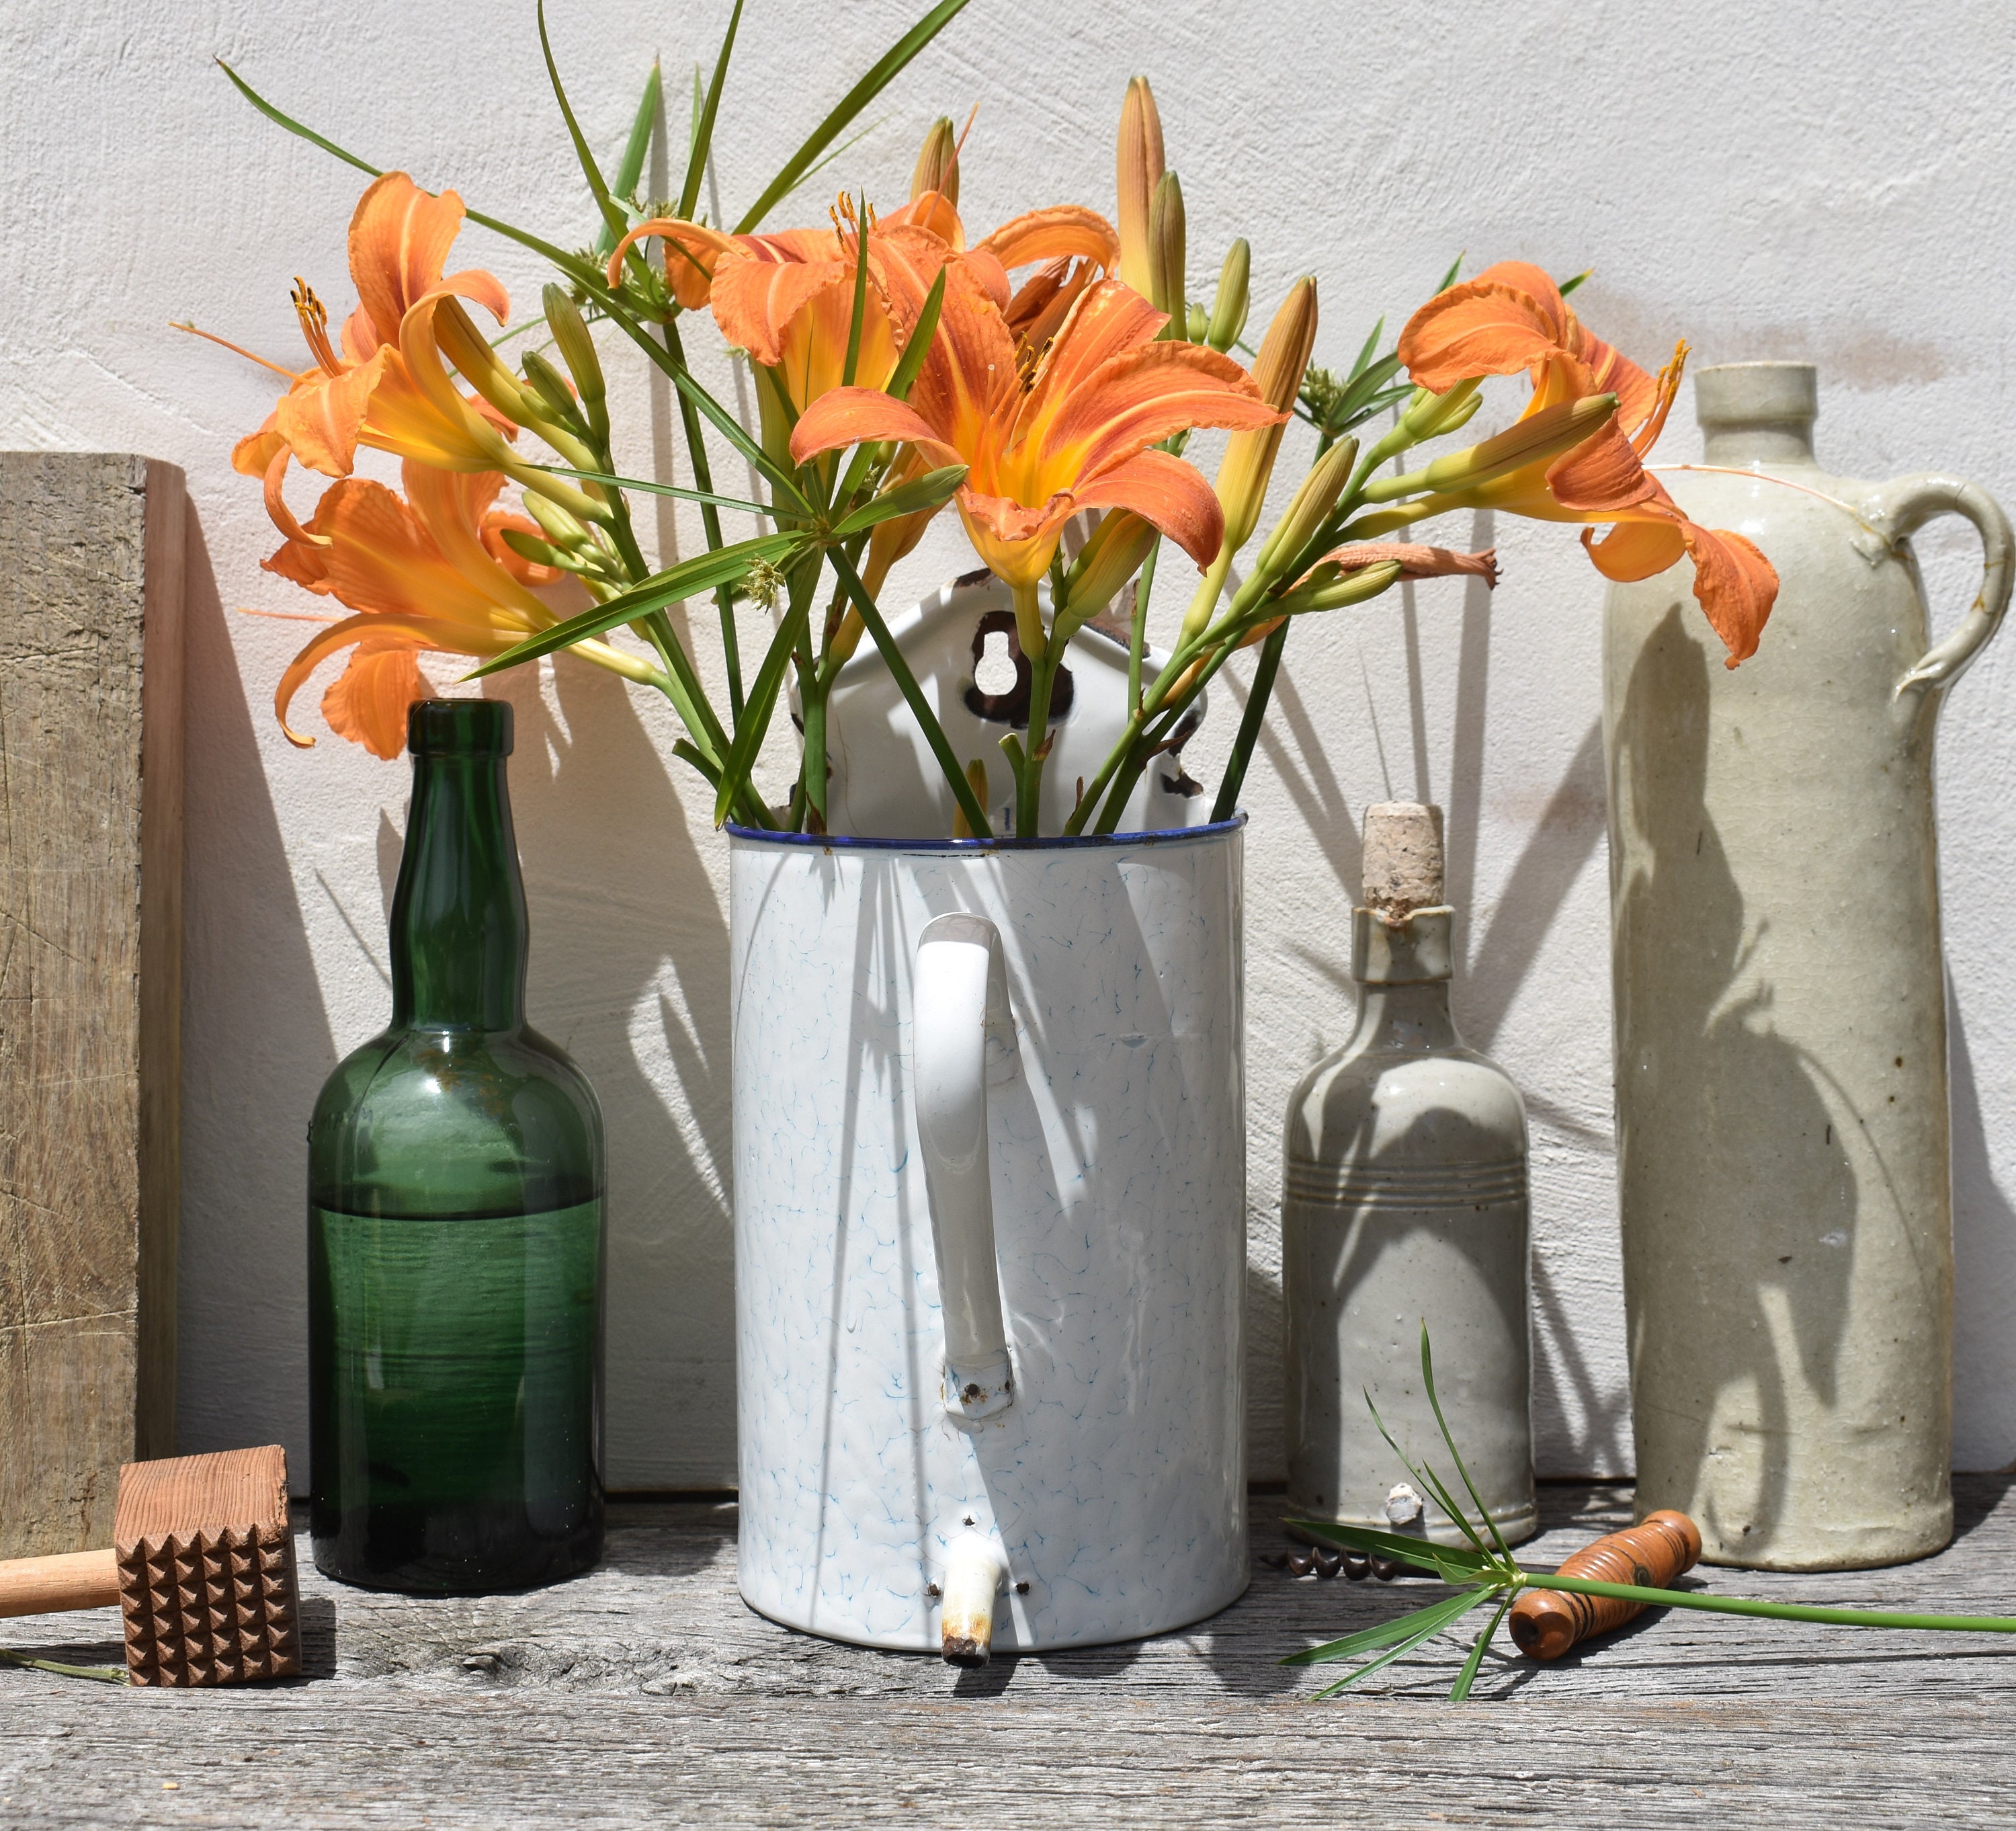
790 262 1281 593
190 173 520 547
1398 260 1777 664
263 460 653 759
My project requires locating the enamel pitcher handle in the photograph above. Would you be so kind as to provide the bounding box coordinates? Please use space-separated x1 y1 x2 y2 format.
1859 473 2015 699
913 913 1016 1423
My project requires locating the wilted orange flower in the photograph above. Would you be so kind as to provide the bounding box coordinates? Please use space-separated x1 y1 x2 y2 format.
1398 261 1777 663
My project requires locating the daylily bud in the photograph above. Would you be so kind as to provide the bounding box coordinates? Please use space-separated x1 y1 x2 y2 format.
1361 392 1619 503
1206 239 1250 353
1117 75 1165 297
1149 171 1186 333
1255 436 1358 579
544 283 607 423
520 349 582 428
1060 511 1159 634
1187 303 1210 343
1398 376 1482 443
911 116 960 207
523 487 594 551
1213 276 1318 551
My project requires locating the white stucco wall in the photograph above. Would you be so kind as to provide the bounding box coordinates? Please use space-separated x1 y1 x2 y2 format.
6 0 2015 1487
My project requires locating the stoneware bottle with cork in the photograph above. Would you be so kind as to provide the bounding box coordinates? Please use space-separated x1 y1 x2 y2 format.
1282 803 1535 1547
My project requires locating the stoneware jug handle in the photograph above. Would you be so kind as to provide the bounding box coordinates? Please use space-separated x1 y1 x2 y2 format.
914 913 1016 1424
1860 473 2015 700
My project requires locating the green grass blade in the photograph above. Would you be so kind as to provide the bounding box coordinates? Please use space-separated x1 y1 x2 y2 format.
1282 1583 1497 1668
592 59 665 260
537 0 632 249
468 532 806 675
1334 353 1405 417
1450 1594 1513 1701
215 60 381 177
828 544 991 838
712 573 812 827
1523 1572 2016 1635
1209 616 1285 822
832 464 966 539
668 364 815 515
841 190 871 388
524 462 772 516
1334 383 1415 436
0 1648 130 1685
734 0 974 234
1283 1518 1493 1584
1307 1590 1498 1699
1419 1324 1514 1560
1363 1385 1493 1559
216 60 614 292
679 0 743 220
1436 251 1465 292
833 265 948 505
884 264 948 402
1344 315 1385 384
1558 268 1593 297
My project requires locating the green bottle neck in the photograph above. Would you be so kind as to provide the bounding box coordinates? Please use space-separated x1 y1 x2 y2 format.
390 749 528 1032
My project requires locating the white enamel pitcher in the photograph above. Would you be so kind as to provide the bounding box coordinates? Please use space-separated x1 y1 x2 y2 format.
728 819 1248 1656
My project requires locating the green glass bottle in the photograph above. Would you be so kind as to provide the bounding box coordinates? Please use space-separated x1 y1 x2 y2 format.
308 699 605 1593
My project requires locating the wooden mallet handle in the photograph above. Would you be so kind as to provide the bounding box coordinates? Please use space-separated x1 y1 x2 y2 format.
0 1549 121 1619
1508 1510 1703 1660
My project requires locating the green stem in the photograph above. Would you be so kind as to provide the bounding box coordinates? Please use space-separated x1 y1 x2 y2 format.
1013 579 1058 838
659 316 745 722
1210 619 1288 822
1127 539 1159 718
827 546 991 839
1519 1571 2016 1635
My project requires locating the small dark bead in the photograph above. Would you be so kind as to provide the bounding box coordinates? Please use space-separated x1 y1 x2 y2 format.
1286 1552 1316 1577
1370 1555 1400 1582
1342 1551 1369 1580
1313 1549 1343 1579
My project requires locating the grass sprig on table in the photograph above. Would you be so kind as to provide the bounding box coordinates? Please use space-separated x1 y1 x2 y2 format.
1284 1326 2016 1701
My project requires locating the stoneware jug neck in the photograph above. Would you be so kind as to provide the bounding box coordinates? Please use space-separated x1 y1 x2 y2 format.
1696 360 1818 467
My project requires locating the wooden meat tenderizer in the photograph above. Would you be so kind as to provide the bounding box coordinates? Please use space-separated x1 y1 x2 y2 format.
1507 1509 1704 1661
0 1447 300 1686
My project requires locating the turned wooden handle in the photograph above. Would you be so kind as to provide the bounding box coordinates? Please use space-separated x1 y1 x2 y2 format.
0 1547 121 1619
1507 1510 1703 1661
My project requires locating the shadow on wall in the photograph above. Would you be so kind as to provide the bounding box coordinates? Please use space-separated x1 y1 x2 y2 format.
1950 987 2016 1473
175 505 337 1469
462 659 737 1491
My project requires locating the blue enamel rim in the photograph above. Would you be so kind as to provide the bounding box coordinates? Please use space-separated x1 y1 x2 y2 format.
724 811 1246 852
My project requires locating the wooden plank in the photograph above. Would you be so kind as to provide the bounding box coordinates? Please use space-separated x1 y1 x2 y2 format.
0 452 185 1559
2 1480 2014 1824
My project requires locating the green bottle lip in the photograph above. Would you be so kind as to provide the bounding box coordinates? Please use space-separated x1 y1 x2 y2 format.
407 698 513 758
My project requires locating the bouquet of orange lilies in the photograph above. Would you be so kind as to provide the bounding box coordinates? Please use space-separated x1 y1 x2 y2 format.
191 0 1779 838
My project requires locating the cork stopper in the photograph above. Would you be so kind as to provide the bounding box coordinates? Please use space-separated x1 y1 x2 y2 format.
1361 803 1445 924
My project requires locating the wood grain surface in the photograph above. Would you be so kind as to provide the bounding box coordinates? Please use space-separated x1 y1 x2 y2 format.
0 452 185 1560
2 1478 2013 1825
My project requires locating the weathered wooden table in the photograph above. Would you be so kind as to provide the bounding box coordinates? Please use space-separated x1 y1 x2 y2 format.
4 1478 2013 1826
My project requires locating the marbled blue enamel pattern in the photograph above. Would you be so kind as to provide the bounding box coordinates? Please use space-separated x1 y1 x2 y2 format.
728 821 1249 1652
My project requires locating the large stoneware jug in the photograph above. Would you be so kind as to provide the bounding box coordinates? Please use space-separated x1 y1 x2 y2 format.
1603 362 2012 1570
728 821 1247 1655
